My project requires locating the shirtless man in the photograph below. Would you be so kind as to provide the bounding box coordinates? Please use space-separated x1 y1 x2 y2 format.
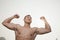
2 14 51 40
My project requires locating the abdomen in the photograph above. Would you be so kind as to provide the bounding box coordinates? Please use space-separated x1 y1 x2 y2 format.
16 35 34 40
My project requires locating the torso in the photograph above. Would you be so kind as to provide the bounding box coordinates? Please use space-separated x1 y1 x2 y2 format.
15 25 37 40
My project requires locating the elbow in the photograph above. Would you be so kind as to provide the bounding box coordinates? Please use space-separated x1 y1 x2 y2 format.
2 22 4 25
2 22 6 26
48 29 51 32
46 29 51 33
48 30 51 33
49 28 51 32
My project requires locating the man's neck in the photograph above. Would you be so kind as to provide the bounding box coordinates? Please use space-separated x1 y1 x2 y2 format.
24 23 30 28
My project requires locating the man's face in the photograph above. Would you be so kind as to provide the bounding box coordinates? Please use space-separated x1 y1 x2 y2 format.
24 15 32 24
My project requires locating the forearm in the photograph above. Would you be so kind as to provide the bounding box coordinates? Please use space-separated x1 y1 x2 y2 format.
36 17 51 34
44 19 51 31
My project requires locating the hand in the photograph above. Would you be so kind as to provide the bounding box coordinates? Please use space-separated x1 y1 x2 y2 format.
13 14 19 18
40 16 46 21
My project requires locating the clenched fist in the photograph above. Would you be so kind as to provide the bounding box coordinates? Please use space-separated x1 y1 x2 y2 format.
40 16 46 21
13 14 19 18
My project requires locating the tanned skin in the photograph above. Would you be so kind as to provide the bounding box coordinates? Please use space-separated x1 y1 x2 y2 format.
2 14 51 40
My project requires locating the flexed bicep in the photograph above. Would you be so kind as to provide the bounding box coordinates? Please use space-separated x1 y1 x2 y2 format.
3 23 17 30
35 16 51 35
36 28 50 35
2 14 20 30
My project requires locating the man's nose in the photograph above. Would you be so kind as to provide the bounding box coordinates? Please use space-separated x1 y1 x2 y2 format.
28 17 31 19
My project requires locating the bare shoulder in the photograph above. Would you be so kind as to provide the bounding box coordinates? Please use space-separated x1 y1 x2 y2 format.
15 24 22 29
32 27 37 31
33 27 37 29
16 24 21 27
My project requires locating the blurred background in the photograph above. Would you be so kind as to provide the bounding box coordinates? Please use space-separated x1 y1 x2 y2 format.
0 0 60 40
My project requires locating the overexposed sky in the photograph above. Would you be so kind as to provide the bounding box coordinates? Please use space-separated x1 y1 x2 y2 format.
0 0 60 40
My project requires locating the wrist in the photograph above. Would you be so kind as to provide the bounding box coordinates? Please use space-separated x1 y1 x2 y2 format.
11 16 15 19
44 19 47 23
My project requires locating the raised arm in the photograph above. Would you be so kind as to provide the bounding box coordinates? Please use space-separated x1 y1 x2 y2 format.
2 14 19 30
35 16 51 35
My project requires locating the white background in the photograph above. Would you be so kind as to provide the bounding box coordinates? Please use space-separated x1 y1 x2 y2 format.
0 0 60 40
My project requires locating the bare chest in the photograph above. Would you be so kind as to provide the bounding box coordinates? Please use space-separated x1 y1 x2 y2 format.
15 27 36 39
